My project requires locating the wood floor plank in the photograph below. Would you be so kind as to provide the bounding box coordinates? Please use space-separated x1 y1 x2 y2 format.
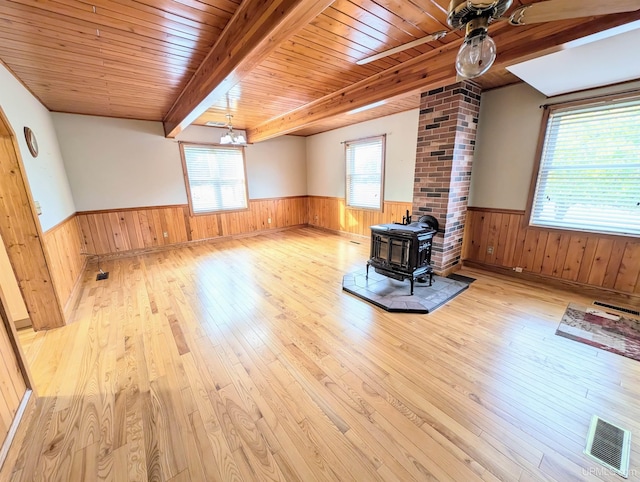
12 228 640 482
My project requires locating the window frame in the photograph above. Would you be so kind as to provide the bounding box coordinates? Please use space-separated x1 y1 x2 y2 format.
344 134 386 212
524 92 640 239
179 141 250 217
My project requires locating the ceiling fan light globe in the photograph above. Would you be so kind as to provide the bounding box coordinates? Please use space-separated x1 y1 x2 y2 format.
455 32 496 79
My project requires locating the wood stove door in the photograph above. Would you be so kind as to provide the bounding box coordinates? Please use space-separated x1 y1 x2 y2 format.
371 234 389 262
389 238 410 269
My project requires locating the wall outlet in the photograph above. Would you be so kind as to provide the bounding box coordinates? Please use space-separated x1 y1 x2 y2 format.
487 246 493 254
268 217 272 224
163 231 168 238
34 201 42 216
514 266 523 273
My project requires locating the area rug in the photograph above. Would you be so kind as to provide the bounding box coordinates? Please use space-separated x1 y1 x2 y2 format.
556 303 640 361
342 269 472 313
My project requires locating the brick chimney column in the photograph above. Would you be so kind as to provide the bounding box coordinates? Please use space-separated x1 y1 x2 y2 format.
412 81 481 274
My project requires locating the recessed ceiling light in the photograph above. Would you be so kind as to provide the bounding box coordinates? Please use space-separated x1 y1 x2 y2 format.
347 100 387 115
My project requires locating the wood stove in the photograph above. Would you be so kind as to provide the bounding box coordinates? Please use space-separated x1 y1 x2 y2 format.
366 215 438 295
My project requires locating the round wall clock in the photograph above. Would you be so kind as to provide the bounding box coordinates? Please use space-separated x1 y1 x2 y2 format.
24 126 38 158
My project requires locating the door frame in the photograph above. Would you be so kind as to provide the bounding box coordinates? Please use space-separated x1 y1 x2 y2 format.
0 283 35 472
0 106 65 330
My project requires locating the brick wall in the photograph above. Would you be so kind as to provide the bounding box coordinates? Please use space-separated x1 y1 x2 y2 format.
412 81 481 273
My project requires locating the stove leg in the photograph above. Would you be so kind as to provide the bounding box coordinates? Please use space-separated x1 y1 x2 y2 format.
366 263 369 279
410 278 414 295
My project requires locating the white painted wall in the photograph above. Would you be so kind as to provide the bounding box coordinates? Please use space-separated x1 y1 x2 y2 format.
0 63 75 231
469 83 546 210
469 80 640 210
53 114 188 211
181 126 307 199
306 109 419 202
52 114 307 211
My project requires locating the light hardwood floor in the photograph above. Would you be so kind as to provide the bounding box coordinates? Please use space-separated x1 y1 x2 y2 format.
11 228 640 481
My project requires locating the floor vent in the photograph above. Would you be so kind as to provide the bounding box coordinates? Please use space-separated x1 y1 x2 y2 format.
584 415 631 478
350 241 361 245
593 301 639 317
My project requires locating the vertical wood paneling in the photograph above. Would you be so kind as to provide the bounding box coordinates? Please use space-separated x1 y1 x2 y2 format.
615 243 640 293
561 236 587 282
43 215 86 310
77 197 308 255
576 238 598 284
463 208 640 295
486 213 502 265
502 214 520 268
602 240 627 290
531 231 548 274
494 214 511 267
307 196 412 238
552 235 571 278
588 238 614 287
520 230 539 272
541 233 561 277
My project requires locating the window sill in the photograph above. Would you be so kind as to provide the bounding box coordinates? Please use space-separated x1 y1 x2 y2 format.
191 206 250 216
346 204 384 213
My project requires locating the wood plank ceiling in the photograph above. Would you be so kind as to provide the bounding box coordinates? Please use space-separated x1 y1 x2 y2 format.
0 0 637 139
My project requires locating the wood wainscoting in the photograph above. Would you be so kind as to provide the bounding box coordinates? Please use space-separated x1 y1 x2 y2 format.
463 207 640 296
307 196 412 237
43 214 86 312
76 196 308 256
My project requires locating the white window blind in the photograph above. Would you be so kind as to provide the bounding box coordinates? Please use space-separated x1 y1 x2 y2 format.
346 136 385 210
182 145 248 214
530 97 640 236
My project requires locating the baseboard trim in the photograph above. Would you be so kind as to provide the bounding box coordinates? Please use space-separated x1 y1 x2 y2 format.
63 257 89 322
462 260 640 306
85 225 308 261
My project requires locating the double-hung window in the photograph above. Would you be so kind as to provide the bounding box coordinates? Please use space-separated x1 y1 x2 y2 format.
345 135 386 210
180 143 248 215
529 96 640 236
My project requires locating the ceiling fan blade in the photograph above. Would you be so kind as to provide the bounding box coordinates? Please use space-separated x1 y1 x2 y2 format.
356 30 449 65
509 0 640 25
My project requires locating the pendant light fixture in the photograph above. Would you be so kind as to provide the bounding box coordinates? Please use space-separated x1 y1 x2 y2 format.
220 114 246 145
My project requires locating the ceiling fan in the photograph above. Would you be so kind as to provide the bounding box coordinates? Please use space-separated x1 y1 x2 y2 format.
356 0 640 79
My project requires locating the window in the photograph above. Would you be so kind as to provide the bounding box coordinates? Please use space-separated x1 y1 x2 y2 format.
529 96 640 236
180 143 248 214
345 135 385 210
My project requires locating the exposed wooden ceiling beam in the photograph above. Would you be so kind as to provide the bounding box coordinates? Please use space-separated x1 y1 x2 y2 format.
247 13 640 143
162 0 334 138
